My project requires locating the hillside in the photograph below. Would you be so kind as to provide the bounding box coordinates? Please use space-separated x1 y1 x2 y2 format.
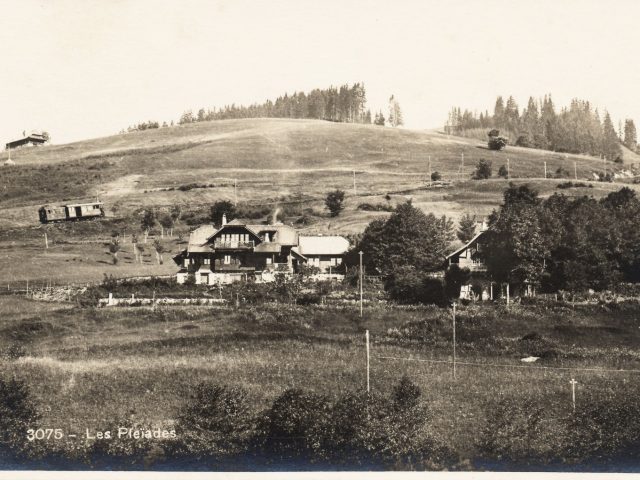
1 118 635 225
0 118 637 284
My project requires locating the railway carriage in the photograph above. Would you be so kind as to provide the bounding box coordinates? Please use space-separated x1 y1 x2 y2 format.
39 202 105 223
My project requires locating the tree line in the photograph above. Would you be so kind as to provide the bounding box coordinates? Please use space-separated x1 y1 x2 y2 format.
445 95 639 162
484 184 640 293
178 83 372 125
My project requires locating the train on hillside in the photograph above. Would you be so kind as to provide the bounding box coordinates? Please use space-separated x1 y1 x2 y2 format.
38 202 105 223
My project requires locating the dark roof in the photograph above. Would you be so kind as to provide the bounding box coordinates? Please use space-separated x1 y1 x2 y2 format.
445 230 487 260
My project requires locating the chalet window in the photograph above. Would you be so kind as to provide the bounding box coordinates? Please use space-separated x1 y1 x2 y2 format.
266 257 272 264
224 255 231 264
476 243 482 252
204 258 210 265
183 259 189 267
330 257 337 267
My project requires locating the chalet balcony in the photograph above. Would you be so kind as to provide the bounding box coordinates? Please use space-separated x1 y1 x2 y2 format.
213 240 255 250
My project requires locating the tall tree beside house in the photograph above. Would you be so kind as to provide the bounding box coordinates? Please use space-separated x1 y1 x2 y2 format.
483 184 549 286
325 189 346 217
357 201 454 276
457 214 477 243
623 119 637 151
210 200 237 227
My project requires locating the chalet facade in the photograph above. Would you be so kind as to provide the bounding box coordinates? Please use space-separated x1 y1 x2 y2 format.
5 132 47 150
445 223 491 300
173 216 350 285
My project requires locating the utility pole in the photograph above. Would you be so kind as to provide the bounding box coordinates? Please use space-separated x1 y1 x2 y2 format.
574 161 577 180
428 155 432 185
353 169 356 196
544 161 547 179
507 158 510 178
44 232 48 249
234 179 237 205
570 378 577 412
365 330 370 393
452 302 457 379
359 251 364 317
506 283 510 307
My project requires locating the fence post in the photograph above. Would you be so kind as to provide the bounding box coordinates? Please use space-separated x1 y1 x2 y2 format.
452 302 457 379
365 330 370 394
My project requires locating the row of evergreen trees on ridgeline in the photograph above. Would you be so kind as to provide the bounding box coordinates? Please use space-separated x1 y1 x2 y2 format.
445 95 639 162
179 83 373 125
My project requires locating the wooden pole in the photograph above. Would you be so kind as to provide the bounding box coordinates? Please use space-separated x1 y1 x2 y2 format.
234 179 238 205
359 251 364 317
570 378 577 412
574 161 577 180
452 302 457 379
506 283 510 307
507 157 510 178
544 161 547 179
353 170 356 196
365 330 370 393
44 232 48 249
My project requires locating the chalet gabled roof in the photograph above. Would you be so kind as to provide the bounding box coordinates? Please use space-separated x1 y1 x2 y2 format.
445 230 487 261
298 235 350 255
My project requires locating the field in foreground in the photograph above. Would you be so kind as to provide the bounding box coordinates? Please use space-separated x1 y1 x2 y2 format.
1 294 640 470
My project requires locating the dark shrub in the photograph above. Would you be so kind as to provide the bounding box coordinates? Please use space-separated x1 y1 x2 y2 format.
563 385 640 465
385 267 446 306
444 265 471 301
252 388 333 463
0 376 40 460
488 137 508 151
176 383 255 459
391 375 421 411
476 394 561 466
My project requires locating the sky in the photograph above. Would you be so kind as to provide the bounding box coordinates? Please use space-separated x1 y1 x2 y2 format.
0 0 639 144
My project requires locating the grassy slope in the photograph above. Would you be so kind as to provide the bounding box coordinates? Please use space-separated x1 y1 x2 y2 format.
0 118 637 284
2 296 640 463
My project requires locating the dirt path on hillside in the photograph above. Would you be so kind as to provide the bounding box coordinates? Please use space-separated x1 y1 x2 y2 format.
100 174 144 197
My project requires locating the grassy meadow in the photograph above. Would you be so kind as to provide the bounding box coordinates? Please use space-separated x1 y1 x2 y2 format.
2 291 640 469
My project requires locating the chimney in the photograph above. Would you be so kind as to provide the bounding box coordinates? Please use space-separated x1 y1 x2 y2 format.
222 213 227 226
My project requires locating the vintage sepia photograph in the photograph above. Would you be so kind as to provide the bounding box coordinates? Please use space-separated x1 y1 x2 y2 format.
1 0 640 476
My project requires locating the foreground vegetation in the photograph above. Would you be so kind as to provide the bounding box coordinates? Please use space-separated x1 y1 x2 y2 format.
2 292 640 470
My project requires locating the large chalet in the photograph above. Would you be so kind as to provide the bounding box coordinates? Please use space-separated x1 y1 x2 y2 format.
173 215 350 284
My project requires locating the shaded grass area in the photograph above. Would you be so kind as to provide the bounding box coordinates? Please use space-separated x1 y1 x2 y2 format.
1 296 640 469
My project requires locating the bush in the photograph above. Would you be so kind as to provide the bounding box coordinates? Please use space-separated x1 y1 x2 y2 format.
252 388 333 463
563 385 640 465
385 266 446 306
430 171 442 181
476 394 559 466
176 383 255 458
515 135 531 147
0 376 40 460
325 189 346 217
444 265 471 301
357 203 394 212
472 159 492 180
488 137 508 151
498 165 509 179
